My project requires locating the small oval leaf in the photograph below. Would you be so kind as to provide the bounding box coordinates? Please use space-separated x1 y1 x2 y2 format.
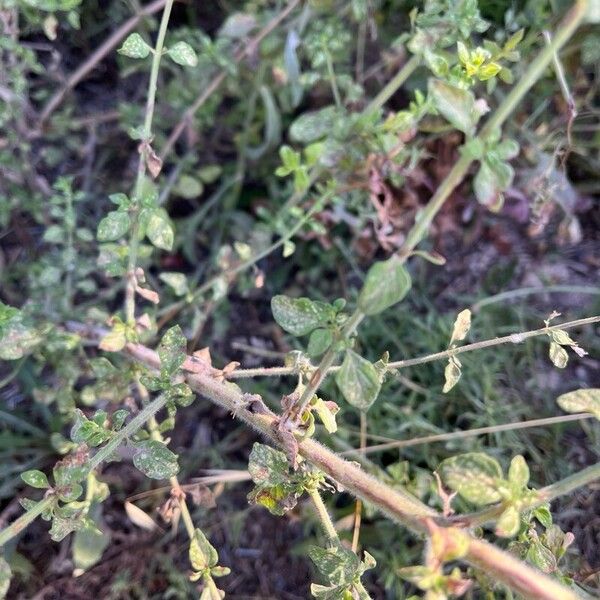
358 256 411 316
21 469 50 489
439 452 503 506
556 388 600 419
132 440 179 479
335 349 382 411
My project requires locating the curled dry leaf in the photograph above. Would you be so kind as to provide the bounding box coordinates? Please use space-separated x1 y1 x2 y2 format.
125 501 159 531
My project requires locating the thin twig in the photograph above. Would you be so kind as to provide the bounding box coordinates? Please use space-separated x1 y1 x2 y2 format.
340 413 593 457
227 315 600 379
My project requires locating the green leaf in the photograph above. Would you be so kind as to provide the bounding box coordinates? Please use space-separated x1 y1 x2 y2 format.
167 41 198 67
474 160 503 212
118 32 151 59
158 325 187 377
72 511 110 572
309 543 360 587
442 356 462 393
174 174 203 199
146 208 174 251
496 505 520 537
526 541 557 573
0 555 11 600
358 256 411 316
551 329 576 346
189 528 218 571
133 440 179 479
159 272 189 296
21 469 50 489
0 303 43 360
508 455 529 489
289 106 337 143
247 443 302 515
70 409 112 447
556 388 600 419
198 165 222 183
248 443 290 487
307 328 333 358
278 145 300 173
97 210 131 242
549 341 568 369
428 79 479 135
438 452 503 506
335 350 382 411
504 28 524 51
271 295 333 336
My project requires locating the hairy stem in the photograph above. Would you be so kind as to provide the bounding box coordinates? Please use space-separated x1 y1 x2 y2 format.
308 488 338 543
116 336 592 600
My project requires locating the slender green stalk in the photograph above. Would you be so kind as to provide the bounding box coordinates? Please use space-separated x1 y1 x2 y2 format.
341 413 593 457
88 392 168 471
125 0 175 324
325 51 342 108
228 315 600 379
470 285 600 311
307 488 338 543
0 496 56 547
363 55 421 115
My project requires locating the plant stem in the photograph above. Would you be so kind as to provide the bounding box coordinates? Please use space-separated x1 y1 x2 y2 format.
351 411 367 552
325 51 342 109
147 412 195 541
307 488 338 543
342 413 593 457
125 0 175 325
227 315 600 379
88 391 168 471
115 336 590 600
0 496 56 547
284 309 365 424
540 461 600 503
466 538 580 600
363 55 421 115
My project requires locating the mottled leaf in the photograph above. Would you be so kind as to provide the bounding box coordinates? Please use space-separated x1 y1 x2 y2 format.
439 453 503 505
118 33 151 59
97 210 130 242
167 41 198 67
21 469 50 489
556 388 600 419
132 440 179 479
358 256 411 316
335 350 382 411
